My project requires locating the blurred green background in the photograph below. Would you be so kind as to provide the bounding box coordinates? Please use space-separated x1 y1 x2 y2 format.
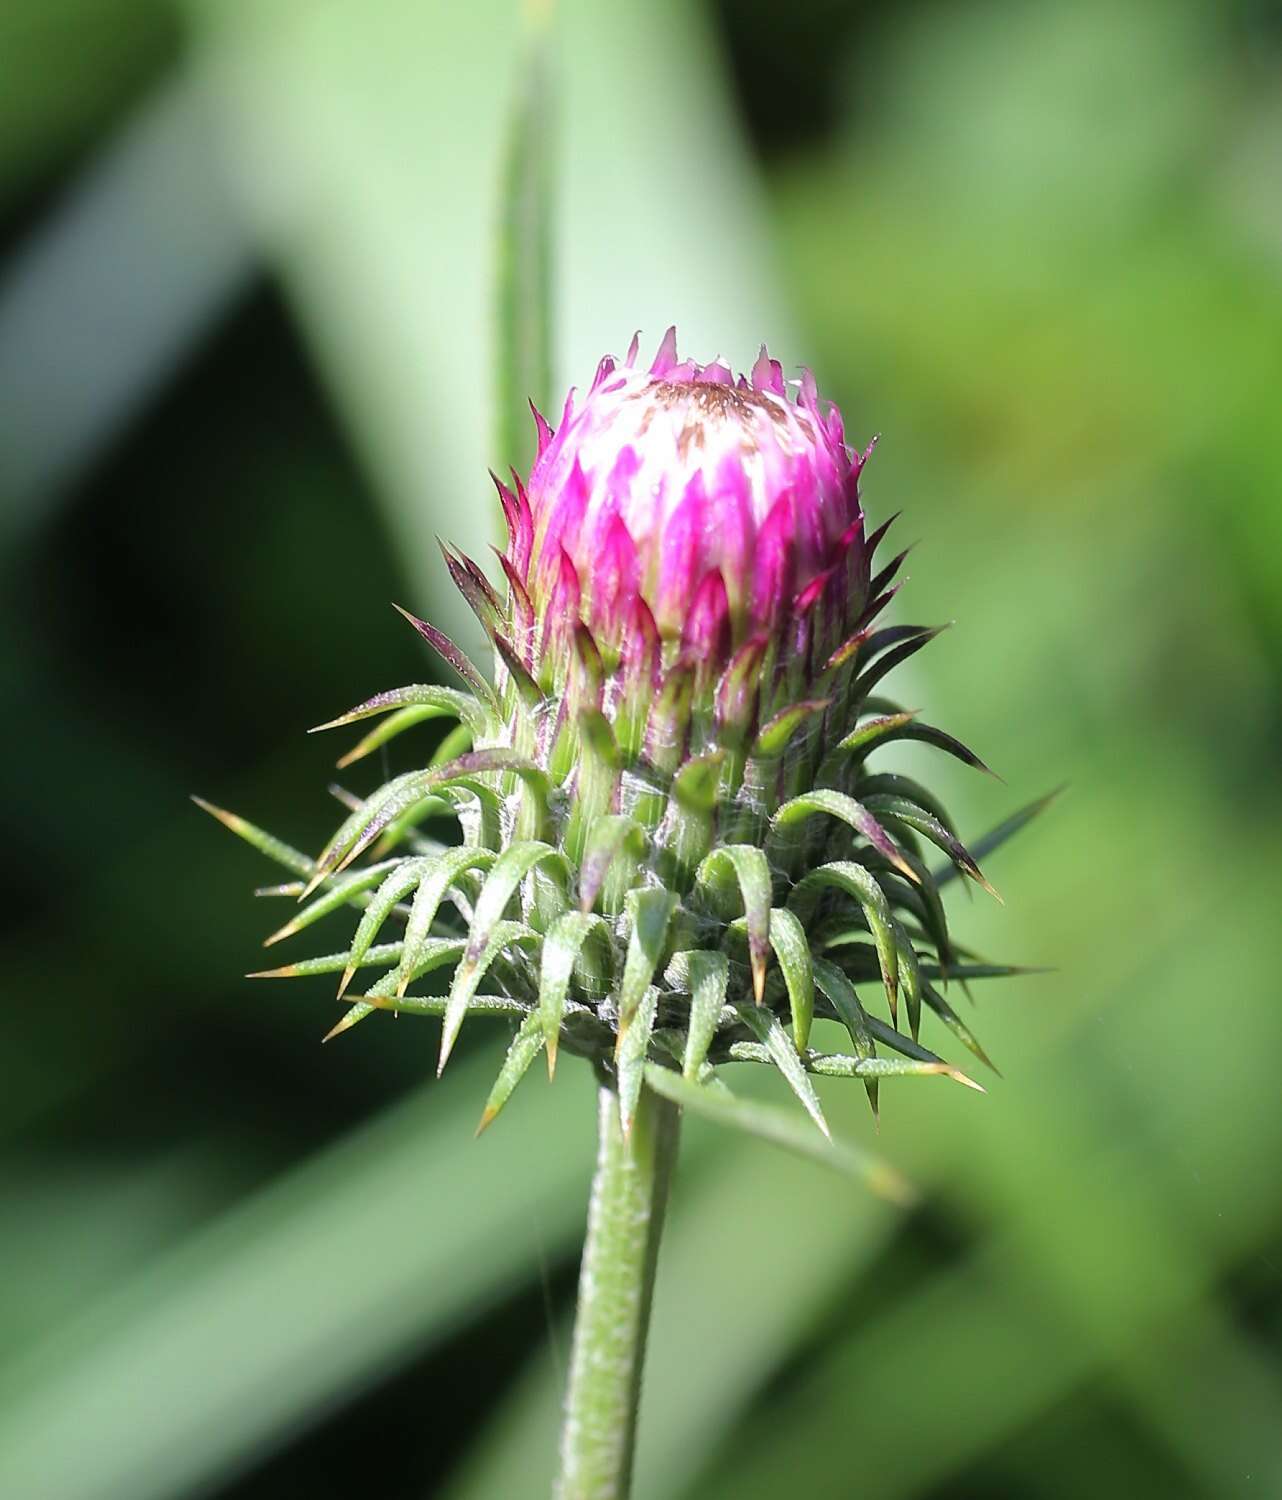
3 1 1281 1496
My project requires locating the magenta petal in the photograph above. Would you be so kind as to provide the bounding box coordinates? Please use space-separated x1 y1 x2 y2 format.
681 568 731 665
838 464 862 530
751 345 786 396
716 634 767 735
537 458 589 584
495 549 533 617
751 495 796 627
571 622 605 710
541 546 583 663
655 471 708 627
491 469 519 545
591 514 640 637
709 454 753 618
620 596 661 691
697 359 733 384
492 469 533 576
590 355 616 392
494 549 535 663
792 477 827 567
650 325 679 376
529 401 553 459
517 338 877 707
606 443 641 507
509 469 535 575
794 565 834 618
625 331 640 366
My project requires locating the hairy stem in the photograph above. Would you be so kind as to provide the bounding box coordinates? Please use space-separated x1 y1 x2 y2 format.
554 1081 681 1500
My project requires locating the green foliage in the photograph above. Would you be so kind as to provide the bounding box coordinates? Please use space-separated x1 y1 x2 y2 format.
495 4 556 478
204 515 1030 1168
5 1 1281 1498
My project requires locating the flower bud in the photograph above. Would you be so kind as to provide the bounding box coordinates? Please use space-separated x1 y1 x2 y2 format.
499 331 878 765
210 325 1025 1154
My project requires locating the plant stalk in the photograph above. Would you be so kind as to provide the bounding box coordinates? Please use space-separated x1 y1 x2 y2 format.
554 1080 681 1500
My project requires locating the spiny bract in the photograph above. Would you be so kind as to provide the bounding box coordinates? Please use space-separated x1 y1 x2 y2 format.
202 331 1047 1146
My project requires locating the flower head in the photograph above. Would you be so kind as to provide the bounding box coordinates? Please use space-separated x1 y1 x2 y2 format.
495 332 885 768
205 328 1040 1159
526 330 868 656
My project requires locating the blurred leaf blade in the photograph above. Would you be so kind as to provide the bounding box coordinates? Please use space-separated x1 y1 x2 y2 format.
0 1054 596 1500
495 3 556 478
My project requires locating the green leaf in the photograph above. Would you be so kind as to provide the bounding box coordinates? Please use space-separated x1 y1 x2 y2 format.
440 842 569 1072
344 989 526 1021
337 859 431 998
495 6 555 477
917 960 1049 980
682 950 729 1081
393 604 501 713
307 749 533 894
657 750 725 889
333 705 451 770
850 625 945 699
832 710 917 757
304 768 454 895
338 924 535 1042
726 1041 980 1088
890 916 925 1042
732 1002 829 1139
790 861 899 1026
765 907 815 1053
696 845 772 1002
863 793 1000 900
578 813 647 915
750 698 831 759
617 988 659 1137
394 847 498 998
671 751 724 812
862 1014 982 1090
192 797 315 881
261 860 400 947
309 682 491 745
642 1065 913 1203
476 1011 547 1135
889 845 953 971
812 956 879 1122
538 910 612 1077
247 941 404 981
561 710 622 866
771 788 918 885
857 773 959 835
617 887 677 1033
322 939 468 1042
861 717 995 776
428 720 476 769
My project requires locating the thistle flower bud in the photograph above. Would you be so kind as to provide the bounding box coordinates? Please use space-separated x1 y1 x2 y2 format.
528 328 864 642
506 332 874 753
207 329 1042 1157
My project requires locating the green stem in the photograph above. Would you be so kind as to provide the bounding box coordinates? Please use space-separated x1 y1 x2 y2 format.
554 1081 681 1500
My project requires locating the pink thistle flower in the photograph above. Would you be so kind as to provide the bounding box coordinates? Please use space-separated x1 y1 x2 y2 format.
523 331 868 654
